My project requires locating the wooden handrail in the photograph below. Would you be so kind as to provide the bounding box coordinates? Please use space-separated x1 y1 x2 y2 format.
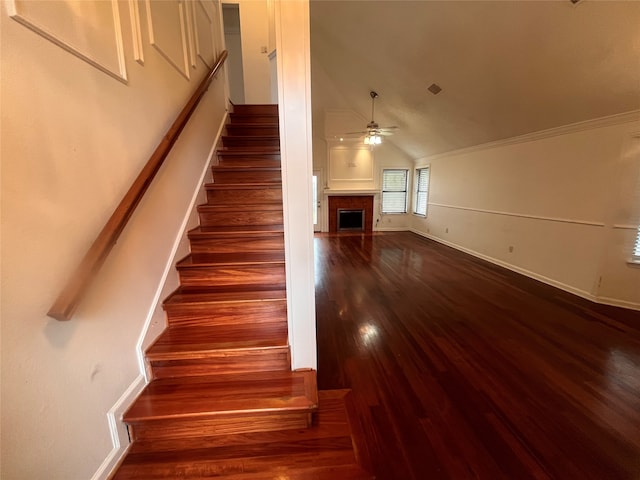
48 50 228 321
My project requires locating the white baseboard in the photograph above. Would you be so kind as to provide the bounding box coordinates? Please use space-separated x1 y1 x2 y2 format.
409 229 640 312
375 226 409 232
593 296 640 311
90 375 146 480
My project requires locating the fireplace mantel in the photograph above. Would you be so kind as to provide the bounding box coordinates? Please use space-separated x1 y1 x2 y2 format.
324 189 378 196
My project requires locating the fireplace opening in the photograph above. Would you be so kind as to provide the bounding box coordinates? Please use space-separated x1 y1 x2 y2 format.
338 209 365 231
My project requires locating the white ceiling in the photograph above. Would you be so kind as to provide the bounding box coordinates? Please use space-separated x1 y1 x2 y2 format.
310 0 640 159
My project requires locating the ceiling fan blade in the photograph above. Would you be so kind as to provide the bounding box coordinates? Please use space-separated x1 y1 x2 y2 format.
343 130 369 135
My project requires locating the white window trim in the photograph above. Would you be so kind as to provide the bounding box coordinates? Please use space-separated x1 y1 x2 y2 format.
630 226 640 265
413 165 430 217
381 168 409 214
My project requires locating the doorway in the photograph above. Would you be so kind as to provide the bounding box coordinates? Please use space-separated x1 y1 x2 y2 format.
222 4 245 104
313 171 322 232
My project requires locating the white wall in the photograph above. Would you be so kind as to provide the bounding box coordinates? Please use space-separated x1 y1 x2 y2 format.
224 0 271 104
0 1 228 478
411 114 640 309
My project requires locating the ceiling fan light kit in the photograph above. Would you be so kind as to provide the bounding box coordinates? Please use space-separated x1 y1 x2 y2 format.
364 134 382 145
337 91 398 147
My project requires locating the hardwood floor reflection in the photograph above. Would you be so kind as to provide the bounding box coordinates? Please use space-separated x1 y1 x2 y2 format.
314 232 640 480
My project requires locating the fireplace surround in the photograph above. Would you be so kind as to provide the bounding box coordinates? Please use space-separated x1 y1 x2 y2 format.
328 195 374 233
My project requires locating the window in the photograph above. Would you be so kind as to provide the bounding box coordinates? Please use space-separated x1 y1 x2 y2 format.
382 169 408 214
414 167 430 216
633 227 640 263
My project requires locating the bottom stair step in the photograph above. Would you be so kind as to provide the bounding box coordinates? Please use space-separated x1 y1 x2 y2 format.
113 390 372 479
124 370 317 441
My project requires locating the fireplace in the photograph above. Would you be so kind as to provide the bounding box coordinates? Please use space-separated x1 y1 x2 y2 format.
328 195 374 233
338 209 365 231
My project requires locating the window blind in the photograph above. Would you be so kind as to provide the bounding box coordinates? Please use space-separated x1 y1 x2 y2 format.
414 167 430 216
634 227 640 261
382 169 408 214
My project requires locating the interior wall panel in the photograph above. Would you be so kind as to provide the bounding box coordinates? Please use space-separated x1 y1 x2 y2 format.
145 0 190 79
7 0 127 82
194 0 216 68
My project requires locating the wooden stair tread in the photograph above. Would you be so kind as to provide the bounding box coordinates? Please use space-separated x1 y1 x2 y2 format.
113 457 369 480
216 149 280 155
205 182 282 189
189 225 284 237
113 391 372 479
124 370 317 422
226 122 279 128
217 148 280 155
232 104 278 112
147 323 288 358
178 252 285 267
198 203 282 211
127 390 353 453
222 135 280 140
211 166 281 172
164 287 287 307
193 225 284 234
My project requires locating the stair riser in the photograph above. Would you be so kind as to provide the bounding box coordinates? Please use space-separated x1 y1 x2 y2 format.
206 187 282 204
150 349 291 379
232 104 278 115
222 138 280 149
216 158 281 169
229 114 279 125
127 411 312 442
178 265 286 288
198 209 283 227
226 125 279 136
217 152 281 162
211 170 282 184
164 300 288 327
190 235 285 254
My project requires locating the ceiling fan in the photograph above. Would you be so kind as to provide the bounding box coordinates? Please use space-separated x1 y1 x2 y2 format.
341 91 398 145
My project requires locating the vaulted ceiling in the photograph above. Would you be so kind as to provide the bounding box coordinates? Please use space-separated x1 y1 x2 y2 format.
309 0 640 159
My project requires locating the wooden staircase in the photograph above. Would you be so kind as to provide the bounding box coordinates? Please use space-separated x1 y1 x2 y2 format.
110 105 374 478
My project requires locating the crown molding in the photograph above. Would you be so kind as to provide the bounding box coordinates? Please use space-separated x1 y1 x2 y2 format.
419 110 640 163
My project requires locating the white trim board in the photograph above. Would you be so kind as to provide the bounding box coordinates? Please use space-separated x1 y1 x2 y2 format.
90 375 145 480
429 203 605 227
409 228 640 312
419 110 640 163
128 0 144 65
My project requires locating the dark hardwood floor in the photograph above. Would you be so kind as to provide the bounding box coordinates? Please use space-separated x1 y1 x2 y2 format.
315 231 640 480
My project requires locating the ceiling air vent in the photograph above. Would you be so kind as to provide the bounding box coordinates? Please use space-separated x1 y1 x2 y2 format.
428 83 442 95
